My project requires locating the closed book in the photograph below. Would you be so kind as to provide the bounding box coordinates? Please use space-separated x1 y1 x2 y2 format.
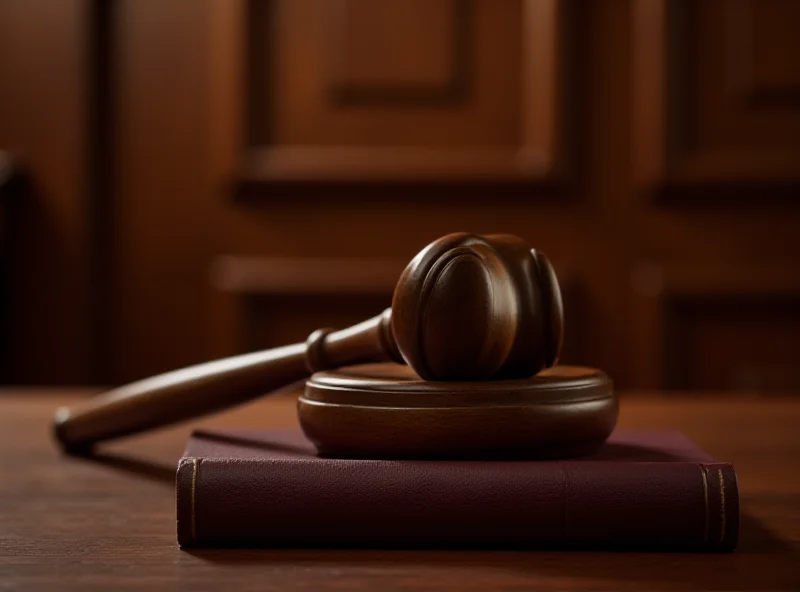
176 429 738 551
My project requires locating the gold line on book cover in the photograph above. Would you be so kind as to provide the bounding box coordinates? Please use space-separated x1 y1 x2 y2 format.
699 464 710 546
718 468 726 545
191 458 198 544
562 464 571 541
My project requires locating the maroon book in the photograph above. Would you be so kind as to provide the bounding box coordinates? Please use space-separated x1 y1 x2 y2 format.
176 429 738 551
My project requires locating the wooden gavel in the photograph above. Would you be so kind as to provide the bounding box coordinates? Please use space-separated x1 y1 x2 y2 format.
54 233 565 453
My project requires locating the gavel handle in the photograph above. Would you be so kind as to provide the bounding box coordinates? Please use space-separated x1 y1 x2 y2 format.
54 309 399 453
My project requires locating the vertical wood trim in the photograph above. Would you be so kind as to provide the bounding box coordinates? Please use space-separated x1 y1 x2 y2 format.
209 0 245 183
520 0 558 173
87 0 115 383
208 0 247 359
631 0 666 188
0 154 28 381
723 0 753 104
2 0 95 383
629 263 666 390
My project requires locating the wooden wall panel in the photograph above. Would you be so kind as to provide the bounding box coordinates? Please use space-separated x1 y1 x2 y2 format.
329 0 467 104
107 0 637 388
0 153 26 379
664 294 800 392
631 265 800 391
109 0 219 382
632 0 800 192
241 0 569 183
628 0 800 389
0 0 93 384
6 0 798 391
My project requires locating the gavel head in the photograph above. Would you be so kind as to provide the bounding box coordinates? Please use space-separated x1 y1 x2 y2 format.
391 233 563 381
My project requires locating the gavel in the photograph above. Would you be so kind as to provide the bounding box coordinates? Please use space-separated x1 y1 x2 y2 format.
55 233 616 458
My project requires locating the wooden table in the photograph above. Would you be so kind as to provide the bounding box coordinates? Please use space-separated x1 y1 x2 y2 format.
1 390 799 591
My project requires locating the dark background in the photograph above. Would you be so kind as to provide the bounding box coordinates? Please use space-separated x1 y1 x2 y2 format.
1 0 798 391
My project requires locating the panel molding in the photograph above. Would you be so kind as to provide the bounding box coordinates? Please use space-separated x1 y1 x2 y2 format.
631 0 800 193
241 146 554 182
662 291 800 391
725 0 800 110
210 255 407 295
327 0 471 107
216 0 571 188
630 263 800 389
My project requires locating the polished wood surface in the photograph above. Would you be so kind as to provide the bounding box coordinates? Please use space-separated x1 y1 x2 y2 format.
3 390 799 591
392 233 563 381
299 363 616 458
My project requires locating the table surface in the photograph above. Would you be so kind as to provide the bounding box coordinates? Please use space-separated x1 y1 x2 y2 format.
1 389 799 592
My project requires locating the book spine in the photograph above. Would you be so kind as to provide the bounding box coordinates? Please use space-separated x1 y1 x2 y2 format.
176 457 738 550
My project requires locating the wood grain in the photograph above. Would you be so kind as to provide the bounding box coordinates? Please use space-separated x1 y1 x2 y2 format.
4 0 800 394
110 0 800 393
240 0 566 182
1 390 799 591
631 0 800 190
0 0 93 384
629 264 800 390
299 363 616 458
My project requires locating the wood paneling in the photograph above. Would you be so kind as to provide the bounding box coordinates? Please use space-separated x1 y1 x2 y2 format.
729 0 800 108
65 1 639 387
665 294 800 391
239 0 569 183
632 0 800 192
4 1 799 391
329 0 468 105
110 0 218 381
210 256 408 295
631 265 800 390
0 152 27 380
243 294 391 352
0 0 93 384
628 0 800 387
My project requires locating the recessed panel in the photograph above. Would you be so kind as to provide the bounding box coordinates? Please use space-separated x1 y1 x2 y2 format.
685 0 800 150
243 0 567 182
267 0 517 147
632 0 800 189
746 0 800 107
664 295 800 391
329 0 466 105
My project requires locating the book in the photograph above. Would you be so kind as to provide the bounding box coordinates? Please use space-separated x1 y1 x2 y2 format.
176 429 739 551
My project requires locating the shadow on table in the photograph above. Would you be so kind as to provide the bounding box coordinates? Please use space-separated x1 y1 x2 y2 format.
67 449 799 590
184 512 799 591
70 450 175 485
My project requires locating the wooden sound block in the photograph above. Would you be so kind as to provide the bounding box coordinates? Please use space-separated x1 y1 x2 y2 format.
298 363 618 459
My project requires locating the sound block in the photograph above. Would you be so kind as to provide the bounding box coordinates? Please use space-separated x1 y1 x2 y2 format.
298 363 617 459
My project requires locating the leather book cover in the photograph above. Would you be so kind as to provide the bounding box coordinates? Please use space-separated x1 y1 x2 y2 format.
176 429 738 551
